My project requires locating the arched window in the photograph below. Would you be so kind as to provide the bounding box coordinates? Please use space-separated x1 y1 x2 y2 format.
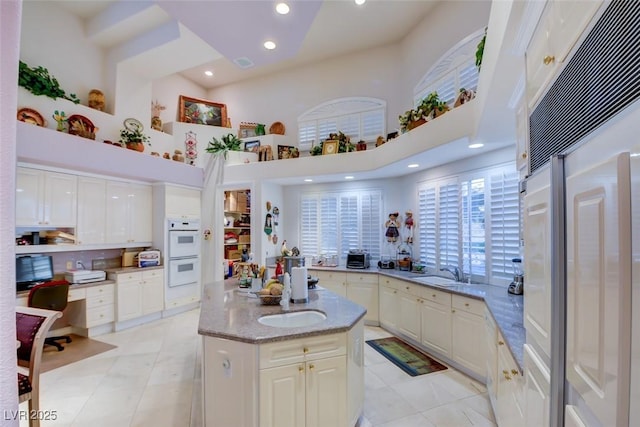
297 97 386 150
414 29 485 107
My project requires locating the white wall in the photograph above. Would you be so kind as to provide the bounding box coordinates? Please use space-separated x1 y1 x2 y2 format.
152 73 209 129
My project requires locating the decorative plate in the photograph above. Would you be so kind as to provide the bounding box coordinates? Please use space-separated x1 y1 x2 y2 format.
269 121 285 135
67 115 96 139
17 108 45 126
123 117 143 132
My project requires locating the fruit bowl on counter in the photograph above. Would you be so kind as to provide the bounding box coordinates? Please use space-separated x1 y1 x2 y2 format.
258 294 282 305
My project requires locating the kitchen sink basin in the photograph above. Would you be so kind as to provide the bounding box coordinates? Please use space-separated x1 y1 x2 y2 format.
258 310 327 328
413 276 466 287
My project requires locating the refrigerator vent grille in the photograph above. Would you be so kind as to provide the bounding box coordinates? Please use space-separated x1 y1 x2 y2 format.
529 0 640 174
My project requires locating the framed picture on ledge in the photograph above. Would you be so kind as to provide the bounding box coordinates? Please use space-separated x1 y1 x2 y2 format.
244 140 260 153
178 95 227 127
322 140 339 155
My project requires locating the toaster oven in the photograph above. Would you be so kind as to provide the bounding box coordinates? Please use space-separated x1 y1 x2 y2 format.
346 251 370 269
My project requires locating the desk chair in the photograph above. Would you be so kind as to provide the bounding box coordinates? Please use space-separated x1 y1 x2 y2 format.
28 280 72 351
16 306 62 427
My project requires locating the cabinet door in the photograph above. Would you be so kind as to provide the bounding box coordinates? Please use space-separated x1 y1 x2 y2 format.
497 341 525 426
106 181 130 243
15 168 42 226
116 279 142 321
485 310 498 402
451 308 486 376
379 285 399 330
525 1 555 108
523 171 551 359
141 272 164 315
306 356 347 427
260 364 305 427
77 177 106 244
44 171 77 226
551 0 602 64
398 291 420 342
128 183 152 243
313 270 346 297
166 186 201 218
523 344 550 427
421 298 452 357
565 152 631 426
346 275 378 324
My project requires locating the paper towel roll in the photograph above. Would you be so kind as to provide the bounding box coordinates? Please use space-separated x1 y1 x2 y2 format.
291 266 308 302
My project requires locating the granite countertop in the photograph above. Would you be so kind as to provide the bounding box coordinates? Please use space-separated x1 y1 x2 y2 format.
198 280 367 344
308 265 525 370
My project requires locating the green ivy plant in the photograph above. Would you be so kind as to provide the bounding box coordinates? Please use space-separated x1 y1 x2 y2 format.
475 28 487 71
18 61 80 104
119 127 150 146
205 133 243 157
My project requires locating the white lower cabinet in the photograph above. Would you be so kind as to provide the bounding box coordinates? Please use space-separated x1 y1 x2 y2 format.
523 344 550 427
485 309 498 402
313 270 347 297
451 295 487 375
312 270 378 324
379 277 400 330
398 287 421 341
110 268 164 322
202 320 364 427
66 284 115 336
496 332 525 426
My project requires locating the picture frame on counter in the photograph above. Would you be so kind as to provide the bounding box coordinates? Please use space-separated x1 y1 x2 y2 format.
178 95 227 127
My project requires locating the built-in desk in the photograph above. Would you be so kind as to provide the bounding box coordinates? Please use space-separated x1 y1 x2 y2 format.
16 280 116 338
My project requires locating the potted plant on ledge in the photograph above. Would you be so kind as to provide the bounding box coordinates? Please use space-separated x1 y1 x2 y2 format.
119 119 150 152
399 91 450 133
205 133 243 158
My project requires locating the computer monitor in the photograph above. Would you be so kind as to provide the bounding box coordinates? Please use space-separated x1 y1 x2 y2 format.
16 255 54 291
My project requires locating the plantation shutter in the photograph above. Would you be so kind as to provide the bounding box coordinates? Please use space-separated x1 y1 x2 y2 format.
489 170 520 279
458 59 479 94
319 197 338 255
300 197 319 256
298 122 316 148
418 186 437 268
362 110 385 141
337 114 360 142
340 195 359 256
360 192 382 260
438 181 460 268
461 178 486 278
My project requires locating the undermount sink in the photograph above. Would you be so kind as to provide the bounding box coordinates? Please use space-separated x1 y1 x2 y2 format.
413 276 467 287
258 310 327 328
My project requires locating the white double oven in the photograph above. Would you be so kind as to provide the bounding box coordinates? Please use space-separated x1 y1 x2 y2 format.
167 219 200 295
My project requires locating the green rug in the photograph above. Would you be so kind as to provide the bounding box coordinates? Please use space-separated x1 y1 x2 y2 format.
366 337 447 377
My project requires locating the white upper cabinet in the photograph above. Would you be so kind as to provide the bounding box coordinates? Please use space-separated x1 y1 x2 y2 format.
106 181 152 244
76 176 106 245
526 0 603 108
16 167 77 227
165 184 201 219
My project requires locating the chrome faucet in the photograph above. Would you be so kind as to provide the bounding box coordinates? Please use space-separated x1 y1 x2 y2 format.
440 266 463 282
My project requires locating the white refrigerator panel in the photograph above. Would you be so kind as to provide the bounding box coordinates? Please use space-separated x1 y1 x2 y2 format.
523 169 552 361
630 153 640 427
565 152 631 427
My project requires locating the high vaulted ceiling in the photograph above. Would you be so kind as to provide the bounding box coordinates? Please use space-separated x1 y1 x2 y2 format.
56 0 440 89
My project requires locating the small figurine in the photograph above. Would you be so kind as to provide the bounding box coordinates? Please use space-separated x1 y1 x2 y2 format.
404 210 414 244
376 136 386 147
52 110 67 132
281 240 292 257
384 212 401 243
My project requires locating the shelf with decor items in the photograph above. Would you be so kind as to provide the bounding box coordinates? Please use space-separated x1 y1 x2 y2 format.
224 189 251 261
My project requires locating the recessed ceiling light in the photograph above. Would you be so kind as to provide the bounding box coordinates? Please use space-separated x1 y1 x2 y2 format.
276 2 290 14
264 40 276 50
204 70 213 77
304 178 313 182
345 176 354 180
408 163 419 168
468 143 484 149
355 0 366 5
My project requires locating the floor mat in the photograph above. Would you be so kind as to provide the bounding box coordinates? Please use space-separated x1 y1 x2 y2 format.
366 336 447 377
41 334 117 373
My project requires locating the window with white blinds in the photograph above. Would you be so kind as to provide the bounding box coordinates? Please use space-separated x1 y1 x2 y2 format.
414 29 484 108
300 190 382 260
489 170 520 280
297 98 386 150
417 163 520 286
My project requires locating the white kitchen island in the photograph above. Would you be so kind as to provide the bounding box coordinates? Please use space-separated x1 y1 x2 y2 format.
198 280 366 427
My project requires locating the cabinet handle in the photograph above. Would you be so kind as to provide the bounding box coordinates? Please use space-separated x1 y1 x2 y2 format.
503 370 509 375
451 309 456 313
511 369 519 376
504 373 512 380
303 347 309 354
406 286 410 290
298 366 304 373
465 303 470 307
309 364 314 370
543 55 555 65
498 340 505 346
416 298 421 302
432 294 436 298
393 290 397 294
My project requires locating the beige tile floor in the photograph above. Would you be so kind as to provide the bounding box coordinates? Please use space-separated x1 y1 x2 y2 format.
20 308 496 427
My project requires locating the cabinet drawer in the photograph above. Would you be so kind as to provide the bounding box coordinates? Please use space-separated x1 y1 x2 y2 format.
378 277 402 290
421 287 452 306
86 303 114 328
398 281 422 297
259 333 347 369
68 288 86 302
452 295 484 316
113 272 142 282
86 284 114 299
345 272 378 284
87 291 115 309
313 270 346 283
142 268 163 280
